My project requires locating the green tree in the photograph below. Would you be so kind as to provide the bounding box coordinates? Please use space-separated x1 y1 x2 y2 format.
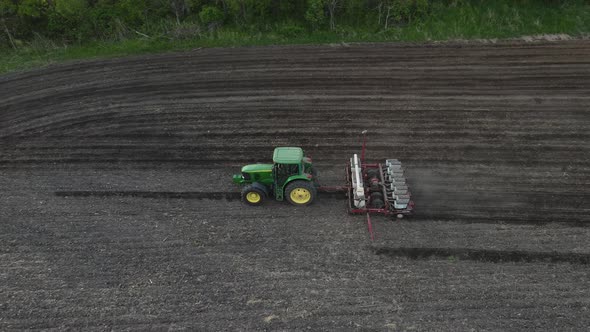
325 0 339 30
0 0 16 15
377 0 429 29
16 0 47 18
2 0 52 47
115 0 150 26
226 0 271 25
269 0 306 22
48 0 89 42
0 0 17 48
199 4 223 28
305 0 326 29
341 0 370 27
170 0 205 23
305 0 339 30
55 0 87 17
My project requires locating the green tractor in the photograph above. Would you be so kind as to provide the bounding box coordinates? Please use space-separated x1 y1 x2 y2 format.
232 147 317 206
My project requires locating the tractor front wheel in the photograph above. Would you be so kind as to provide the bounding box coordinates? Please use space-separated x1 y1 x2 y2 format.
285 180 316 206
241 185 265 206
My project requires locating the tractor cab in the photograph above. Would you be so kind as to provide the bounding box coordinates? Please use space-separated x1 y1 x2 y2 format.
272 147 312 200
233 147 316 206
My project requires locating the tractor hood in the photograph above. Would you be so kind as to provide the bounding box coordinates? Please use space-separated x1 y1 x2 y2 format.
232 163 273 184
241 164 273 173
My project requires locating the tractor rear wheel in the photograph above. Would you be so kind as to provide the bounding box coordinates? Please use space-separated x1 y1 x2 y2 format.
241 185 265 206
285 180 316 206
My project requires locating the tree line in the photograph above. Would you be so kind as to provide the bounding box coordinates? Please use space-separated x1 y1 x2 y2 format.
0 0 431 49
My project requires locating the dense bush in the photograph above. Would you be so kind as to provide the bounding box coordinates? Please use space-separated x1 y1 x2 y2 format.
0 0 434 48
276 24 307 38
199 5 223 29
0 0 588 50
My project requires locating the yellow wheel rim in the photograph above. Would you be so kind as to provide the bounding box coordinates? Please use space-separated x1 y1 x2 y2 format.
290 188 311 204
246 192 261 203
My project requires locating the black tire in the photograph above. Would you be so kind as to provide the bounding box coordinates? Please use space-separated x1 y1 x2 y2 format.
369 192 385 208
366 168 379 179
241 185 265 206
285 180 317 206
370 198 384 209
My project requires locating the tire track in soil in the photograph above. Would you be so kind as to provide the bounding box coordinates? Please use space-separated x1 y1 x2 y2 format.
54 190 242 200
53 190 347 201
373 247 590 264
51 190 590 225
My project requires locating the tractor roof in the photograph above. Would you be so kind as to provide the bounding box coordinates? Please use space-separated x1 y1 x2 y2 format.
273 147 303 164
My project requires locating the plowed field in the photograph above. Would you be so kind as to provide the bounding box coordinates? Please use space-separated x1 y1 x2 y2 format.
1 41 589 330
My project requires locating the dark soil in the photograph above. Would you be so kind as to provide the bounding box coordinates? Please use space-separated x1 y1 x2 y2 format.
1 40 589 330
